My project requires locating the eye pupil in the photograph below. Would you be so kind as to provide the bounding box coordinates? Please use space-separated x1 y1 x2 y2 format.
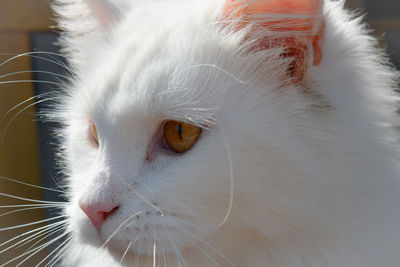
178 123 183 140
164 120 201 153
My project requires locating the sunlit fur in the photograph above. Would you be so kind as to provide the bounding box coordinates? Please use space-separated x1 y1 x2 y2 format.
50 0 400 266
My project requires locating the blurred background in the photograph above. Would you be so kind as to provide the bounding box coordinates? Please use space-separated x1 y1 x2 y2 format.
0 0 399 265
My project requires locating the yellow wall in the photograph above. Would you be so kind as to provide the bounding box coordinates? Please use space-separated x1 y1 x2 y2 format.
0 0 55 265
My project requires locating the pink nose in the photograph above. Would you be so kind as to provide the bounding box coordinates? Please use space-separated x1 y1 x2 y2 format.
79 201 120 232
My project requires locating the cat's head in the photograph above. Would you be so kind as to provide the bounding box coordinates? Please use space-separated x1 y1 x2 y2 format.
54 0 388 263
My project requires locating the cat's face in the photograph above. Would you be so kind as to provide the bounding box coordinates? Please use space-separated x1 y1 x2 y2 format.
60 0 325 260
48 0 400 265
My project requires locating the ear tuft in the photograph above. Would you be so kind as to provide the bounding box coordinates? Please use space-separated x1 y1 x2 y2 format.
224 0 325 82
53 0 132 68
84 0 131 28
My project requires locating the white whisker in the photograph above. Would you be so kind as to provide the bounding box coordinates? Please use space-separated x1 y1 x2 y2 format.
115 173 164 216
0 206 61 218
0 204 65 208
179 227 234 266
0 220 66 249
214 125 234 228
174 244 183 267
0 50 67 59
144 180 155 196
163 249 167 267
175 244 186 267
0 176 65 193
0 221 65 254
0 192 65 204
136 240 142 267
120 235 139 264
0 52 72 74
0 231 68 267
0 70 69 81
45 239 71 267
186 238 220 267
49 173 68 194
35 235 72 267
0 79 63 86
156 125 234 233
153 232 156 267
100 211 143 249
174 63 247 85
155 86 197 98
21 225 65 251
0 215 65 232
2 96 60 142
14 232 69 267
164 229 184 267
3 92 53 119
120 241 133 264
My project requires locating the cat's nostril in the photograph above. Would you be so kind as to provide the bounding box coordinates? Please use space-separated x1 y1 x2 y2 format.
79 201 120 232
103 206 120 220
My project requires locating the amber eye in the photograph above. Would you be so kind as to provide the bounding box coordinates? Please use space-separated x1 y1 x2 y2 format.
164 121 201 153
89 121 99 146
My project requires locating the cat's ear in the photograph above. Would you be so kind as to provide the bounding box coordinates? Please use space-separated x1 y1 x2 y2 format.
223 0 325 82
83 0 131 27
53 0 131 67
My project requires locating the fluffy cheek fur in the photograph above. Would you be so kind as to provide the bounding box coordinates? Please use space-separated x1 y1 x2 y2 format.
63 52 307 258
66 121 238 247
64 73 324 261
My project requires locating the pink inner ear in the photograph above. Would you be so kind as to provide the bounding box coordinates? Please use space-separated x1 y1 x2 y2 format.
85 0 120 27
224 0 324 66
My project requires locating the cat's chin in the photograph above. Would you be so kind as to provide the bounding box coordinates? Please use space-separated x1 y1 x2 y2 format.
75 225 136 257
76 220 187 258
104 243 175 266
75 223 104 247
104 229 186 256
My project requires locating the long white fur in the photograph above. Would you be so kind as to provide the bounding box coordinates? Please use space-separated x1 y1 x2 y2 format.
49 0 400 266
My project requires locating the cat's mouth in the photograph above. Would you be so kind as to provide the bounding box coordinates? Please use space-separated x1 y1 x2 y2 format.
92 212 185 257
102 225 182 258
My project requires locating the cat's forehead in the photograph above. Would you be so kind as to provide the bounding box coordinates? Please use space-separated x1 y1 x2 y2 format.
84 47 235 127
79 5 243 125
75 0 288 129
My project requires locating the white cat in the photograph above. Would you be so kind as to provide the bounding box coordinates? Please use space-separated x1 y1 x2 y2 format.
31 0 400 266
